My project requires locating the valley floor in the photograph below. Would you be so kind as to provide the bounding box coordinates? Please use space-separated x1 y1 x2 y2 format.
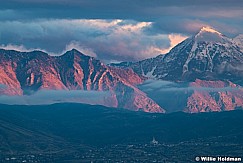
0 103 243 162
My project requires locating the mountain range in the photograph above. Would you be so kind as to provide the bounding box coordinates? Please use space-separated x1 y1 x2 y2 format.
0 49 163 113
112 27 243 113
0 27 243 113
112 27 243 82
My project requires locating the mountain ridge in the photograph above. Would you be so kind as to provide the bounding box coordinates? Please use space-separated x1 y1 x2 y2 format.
1 27 243 113
0 48 164 113
110 27 243 113
112 27 243 82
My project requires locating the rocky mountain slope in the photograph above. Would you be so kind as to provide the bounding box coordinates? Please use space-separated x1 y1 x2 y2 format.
111 27 243 113
186 79 243 113
233 34 243 52
1 27 242 113
112 27 243 83
0 49 164 113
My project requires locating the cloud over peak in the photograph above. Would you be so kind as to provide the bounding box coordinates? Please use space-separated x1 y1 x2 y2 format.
0 0 242 62
0 19 174 62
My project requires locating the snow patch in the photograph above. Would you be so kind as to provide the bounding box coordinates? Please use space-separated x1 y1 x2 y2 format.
199 27 222 35
194 27 230 43
233 34 243 52
183 41 198 73
144 66 157 78
159 73 168 78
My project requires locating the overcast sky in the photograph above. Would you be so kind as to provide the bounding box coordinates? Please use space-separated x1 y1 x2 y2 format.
0 0 242 62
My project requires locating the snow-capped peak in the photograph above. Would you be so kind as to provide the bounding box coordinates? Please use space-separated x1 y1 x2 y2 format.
198 26 222 35
194 26 228 43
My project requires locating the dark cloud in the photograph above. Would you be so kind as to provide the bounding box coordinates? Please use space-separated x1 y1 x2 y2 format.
1 0 242 21
144 18 208 35
0 19 171 62
0 90 111 105
145 17 243 37
0 0 242 61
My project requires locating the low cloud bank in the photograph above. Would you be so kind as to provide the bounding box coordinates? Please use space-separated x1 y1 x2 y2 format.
138 79 243 113
0 84 7 89
0 90 111 105
139 79 242 93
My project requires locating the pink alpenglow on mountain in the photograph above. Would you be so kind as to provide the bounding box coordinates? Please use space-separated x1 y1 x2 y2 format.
0 49 164 113
185 79 243 113
111 27 243 113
